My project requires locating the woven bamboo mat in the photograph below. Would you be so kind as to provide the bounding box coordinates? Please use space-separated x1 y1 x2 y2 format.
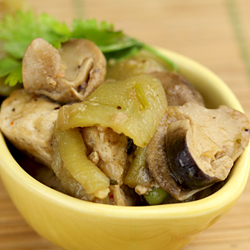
0 0 250 249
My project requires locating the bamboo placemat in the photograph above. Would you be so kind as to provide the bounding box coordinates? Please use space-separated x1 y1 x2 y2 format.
1 0 250 249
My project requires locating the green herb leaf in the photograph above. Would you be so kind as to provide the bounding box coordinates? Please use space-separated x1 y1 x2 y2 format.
0 10 71 86
0 57 20 77
71 19 115 42
38 13 71 48
71 19 143 58
0 11 71 59
71 19 128 48
0 11 176 88
4 63 22 86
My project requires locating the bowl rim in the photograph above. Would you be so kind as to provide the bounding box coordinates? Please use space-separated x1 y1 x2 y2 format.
0 48 249 219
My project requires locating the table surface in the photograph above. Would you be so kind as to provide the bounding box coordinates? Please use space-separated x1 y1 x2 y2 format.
1 0 250 249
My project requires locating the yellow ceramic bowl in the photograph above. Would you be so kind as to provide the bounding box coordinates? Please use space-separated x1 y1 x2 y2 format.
0 49 249 250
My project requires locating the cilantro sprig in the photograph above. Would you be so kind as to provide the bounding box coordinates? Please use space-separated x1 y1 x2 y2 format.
0 11 71 86
70 18 144 60
0 10 177 88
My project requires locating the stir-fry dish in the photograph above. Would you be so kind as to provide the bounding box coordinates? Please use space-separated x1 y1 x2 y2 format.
0 6 250 206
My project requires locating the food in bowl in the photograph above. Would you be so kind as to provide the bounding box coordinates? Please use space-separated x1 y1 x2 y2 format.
0 10 249 207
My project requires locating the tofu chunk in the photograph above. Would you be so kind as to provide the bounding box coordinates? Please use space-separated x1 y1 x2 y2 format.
0 89 60 167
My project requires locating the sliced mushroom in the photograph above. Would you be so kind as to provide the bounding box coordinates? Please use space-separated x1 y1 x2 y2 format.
146 115 192 201
150 71 205 106
165 119 224 189
147 102 250 200
22 38 106 103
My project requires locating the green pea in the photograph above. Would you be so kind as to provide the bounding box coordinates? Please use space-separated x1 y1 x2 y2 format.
144 188 169 205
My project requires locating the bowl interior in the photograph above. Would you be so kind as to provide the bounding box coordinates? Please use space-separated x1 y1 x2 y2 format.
0 48 249 210
0 48 249 250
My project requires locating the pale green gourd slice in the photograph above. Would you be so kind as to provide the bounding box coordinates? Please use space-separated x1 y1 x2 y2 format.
56 74 168 147
124 147 153 188
53 126 110 198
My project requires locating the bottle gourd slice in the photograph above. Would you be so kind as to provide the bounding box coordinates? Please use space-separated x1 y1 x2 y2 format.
56 74 168 147
53 126 110 199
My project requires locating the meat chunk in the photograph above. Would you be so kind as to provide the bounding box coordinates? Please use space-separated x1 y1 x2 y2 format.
147 102 250 200
0 89 60 167
22 38 106 103
109 185 136 206
81 126 128 185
